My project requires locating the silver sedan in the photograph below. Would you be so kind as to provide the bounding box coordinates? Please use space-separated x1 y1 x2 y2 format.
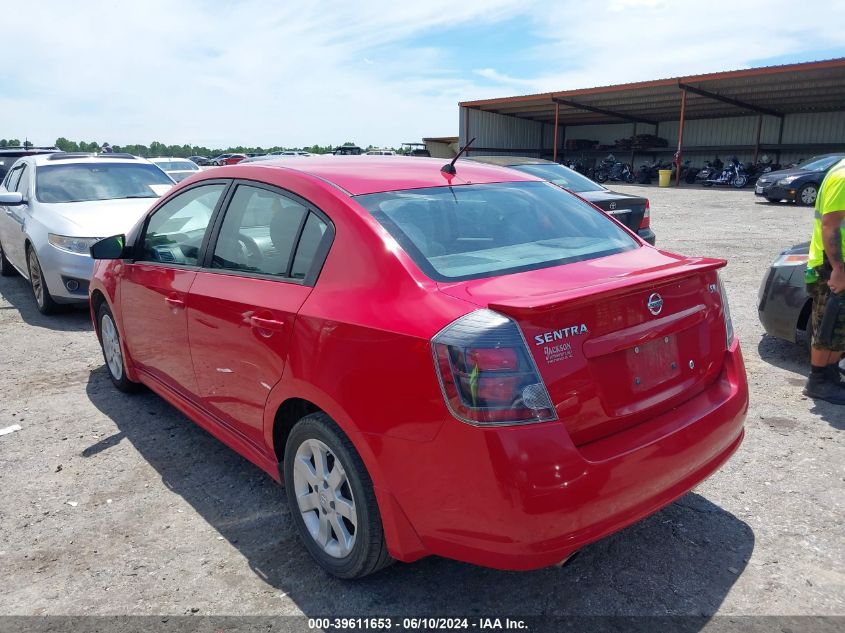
0 153 174 314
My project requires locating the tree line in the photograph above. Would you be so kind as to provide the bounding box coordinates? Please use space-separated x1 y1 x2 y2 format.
0 138 409 157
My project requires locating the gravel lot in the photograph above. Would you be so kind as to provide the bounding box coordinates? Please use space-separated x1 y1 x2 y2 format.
0 184 842 618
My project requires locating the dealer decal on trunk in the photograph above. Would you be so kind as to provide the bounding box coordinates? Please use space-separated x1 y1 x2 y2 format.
534 324 588 364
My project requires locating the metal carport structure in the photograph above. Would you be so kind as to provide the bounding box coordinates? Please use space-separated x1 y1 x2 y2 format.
459 58 845 183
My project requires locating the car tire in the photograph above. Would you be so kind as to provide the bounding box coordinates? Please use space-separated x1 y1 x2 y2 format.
798 184 818 206
97 302 140 393
284 412 393 579
26 247 60 315
0 239 17 276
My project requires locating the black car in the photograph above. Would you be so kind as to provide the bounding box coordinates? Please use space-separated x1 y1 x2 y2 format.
758 242 812 348
464 156 655 245
755 153 845 206
0 146 60 180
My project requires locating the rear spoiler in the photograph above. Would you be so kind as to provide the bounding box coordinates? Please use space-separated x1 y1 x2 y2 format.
489 257 726 316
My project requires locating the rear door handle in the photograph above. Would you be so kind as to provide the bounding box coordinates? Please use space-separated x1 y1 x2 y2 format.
165 295 185 308
249 315 285 332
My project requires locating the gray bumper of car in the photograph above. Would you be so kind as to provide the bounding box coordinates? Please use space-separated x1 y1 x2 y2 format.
757 263 809 343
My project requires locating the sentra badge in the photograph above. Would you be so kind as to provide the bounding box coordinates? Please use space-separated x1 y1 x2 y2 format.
534 324 588 346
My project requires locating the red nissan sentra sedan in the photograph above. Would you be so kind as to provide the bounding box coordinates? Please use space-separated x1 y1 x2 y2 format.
88 156 748 579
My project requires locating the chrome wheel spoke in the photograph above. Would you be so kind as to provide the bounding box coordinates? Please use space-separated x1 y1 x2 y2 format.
316 512 331 547
294 454 320 486
329 513 353 557
327 463 345 490
335 497 356 525
297 491 320 512
312 444 329 480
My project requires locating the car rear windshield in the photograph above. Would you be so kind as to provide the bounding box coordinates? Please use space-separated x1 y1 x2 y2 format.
36 163 174 203
355 181 638 281
507 163 605 193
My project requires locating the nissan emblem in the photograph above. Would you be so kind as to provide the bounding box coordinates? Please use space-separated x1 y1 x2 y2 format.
647 293 663 315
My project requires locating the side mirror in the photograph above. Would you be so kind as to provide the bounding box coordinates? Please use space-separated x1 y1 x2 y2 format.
0 192 24 206
90 235 127 260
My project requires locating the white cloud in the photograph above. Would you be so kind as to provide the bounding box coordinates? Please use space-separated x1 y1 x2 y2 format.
2 0 841 149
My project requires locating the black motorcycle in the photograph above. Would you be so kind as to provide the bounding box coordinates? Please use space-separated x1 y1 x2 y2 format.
703 156 749 188
594 155 635 184
695 157 724 185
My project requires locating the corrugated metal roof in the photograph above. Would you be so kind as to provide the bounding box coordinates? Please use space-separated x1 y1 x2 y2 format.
460 59 845 125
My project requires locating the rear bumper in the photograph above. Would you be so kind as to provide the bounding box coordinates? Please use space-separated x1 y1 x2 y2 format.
757 264 808 343
638 228 656 245
381 341 748 570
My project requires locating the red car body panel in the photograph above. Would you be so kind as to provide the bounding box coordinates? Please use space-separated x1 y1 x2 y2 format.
90 157 748 571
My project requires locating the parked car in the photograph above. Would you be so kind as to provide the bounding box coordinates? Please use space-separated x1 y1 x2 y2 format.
365 149 395 156
755 153 845 206
0 146 60 181
0 152 174 314
209 153 246 166
187 155 210 166
88 156 746 578
465 156 655 244
333 145 363 155
149 157 202 182
758 242 813 348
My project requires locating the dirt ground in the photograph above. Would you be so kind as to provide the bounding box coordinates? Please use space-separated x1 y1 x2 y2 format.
0 184 842 618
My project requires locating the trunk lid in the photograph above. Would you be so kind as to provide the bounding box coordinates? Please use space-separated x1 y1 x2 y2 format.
578 190 647 234
438 247 728 445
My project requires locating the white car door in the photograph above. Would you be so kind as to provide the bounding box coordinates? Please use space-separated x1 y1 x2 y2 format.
3 163 33 271
0 163 27 273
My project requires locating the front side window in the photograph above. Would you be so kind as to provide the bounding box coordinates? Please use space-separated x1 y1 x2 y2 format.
356 181 638 281
211 185 312 278
15 164 31 196
139 184 225 266
35 163 174 203
4 165 23 192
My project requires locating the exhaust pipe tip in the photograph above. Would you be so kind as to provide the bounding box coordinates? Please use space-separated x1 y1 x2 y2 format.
555 550 581 568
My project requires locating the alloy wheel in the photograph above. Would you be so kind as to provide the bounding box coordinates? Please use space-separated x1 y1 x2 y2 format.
800 185 817 205
292 438 357 558
100 314 124 380
28 250 44 307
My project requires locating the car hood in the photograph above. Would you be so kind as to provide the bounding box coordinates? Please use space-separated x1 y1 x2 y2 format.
36 198 159 237
759 167 818 180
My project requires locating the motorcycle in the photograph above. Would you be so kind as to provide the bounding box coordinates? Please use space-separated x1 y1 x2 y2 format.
594 154 635 183
703 156 749 188
695 157 724 185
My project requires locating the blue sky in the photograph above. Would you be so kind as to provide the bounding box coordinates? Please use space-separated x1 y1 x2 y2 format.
2 0 843 149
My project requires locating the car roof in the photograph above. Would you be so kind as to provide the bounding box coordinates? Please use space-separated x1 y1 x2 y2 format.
221 155 540 195
29 153 154 166
464 155 557 167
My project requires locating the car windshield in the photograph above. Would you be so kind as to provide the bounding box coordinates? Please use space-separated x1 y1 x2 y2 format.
507 163 606 193
798 155 843 171
36 163 174 203
155 160 198 171
356 181 637 281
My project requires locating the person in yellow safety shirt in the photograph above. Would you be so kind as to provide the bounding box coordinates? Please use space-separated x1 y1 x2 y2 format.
804 158 845 404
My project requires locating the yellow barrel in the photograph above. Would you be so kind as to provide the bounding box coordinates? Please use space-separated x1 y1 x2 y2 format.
658 169 672 187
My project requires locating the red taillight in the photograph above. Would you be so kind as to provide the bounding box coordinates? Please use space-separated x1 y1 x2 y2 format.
639 199 651 229
432 310 556 426
468 347 518 371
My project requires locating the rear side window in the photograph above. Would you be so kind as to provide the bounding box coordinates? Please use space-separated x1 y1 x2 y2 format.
291 213 328 279
356 181 637 281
